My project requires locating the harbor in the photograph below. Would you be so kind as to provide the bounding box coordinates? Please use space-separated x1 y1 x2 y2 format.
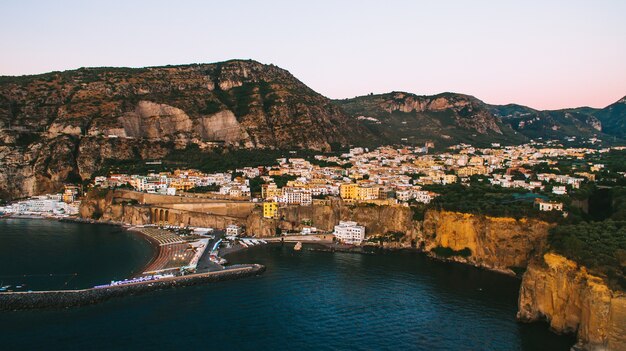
0 219 269 309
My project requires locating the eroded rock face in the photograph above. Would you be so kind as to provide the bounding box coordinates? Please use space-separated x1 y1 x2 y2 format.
245 199 420 241
118 101 193 139
374 92 504 135
421 210 552 272
518 253 626 351
197 110 250 145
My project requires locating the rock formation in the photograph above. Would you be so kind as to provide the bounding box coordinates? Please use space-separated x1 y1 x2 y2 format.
518 253 626 351
421 210 551 273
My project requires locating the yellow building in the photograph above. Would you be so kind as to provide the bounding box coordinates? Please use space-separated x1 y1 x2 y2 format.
456 166 487 177
170 180 194 191
263 202 279 219
286 180 308 188
340 183 379 200
262 183 281 199
442 174 458 184
340 183 358 200
356 185 379 200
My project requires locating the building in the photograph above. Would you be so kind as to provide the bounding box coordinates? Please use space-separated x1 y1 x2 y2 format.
552 186 567 195
339 183 357 200
356 185 379 200
414 191 438 204
333 221 366 244
275 188 312 206
262 183 281 199
339 183 379 201
226 224 242 236
263 202 279 219
538 201 564 211
301 226 317 235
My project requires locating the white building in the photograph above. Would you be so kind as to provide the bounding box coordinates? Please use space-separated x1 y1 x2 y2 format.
552 186 567 195
538 201 564 211
301 226 317 235
0 194 79 216
279 188 312 206
414 191 437 204
226 224 242 236
333 221 365 244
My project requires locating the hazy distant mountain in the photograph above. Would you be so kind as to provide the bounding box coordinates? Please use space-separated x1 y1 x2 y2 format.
593 96 626 139
338 92 626 146
336 92 527 147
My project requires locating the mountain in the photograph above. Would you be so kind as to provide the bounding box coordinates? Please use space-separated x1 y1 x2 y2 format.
335 92 527 147
490 105 604 141
337 92 626 147
593 96 626 139
0 60 371 200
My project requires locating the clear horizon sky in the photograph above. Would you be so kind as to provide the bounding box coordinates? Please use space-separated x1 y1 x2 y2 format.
1 0 625 110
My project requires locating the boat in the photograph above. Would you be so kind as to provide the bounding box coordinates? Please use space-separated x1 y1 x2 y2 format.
294 242 302 251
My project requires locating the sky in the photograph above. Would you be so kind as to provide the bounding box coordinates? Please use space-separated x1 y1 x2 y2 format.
1 0 625 110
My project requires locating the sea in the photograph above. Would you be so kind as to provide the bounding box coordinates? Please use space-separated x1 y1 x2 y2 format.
0 218 575 350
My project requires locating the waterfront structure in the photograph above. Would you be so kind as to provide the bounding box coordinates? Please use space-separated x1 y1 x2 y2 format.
333 221 365 244
226 224 243 236
0 194 79 216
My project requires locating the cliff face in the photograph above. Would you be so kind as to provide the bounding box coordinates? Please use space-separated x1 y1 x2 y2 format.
518 253 626 351
246 200 420 241
0 60 370 200
422 210 551 272
246 206 550 272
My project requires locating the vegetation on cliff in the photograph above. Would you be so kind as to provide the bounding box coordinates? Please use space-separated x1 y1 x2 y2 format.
549 220 626 290
424 183 563 221
94 146 322 176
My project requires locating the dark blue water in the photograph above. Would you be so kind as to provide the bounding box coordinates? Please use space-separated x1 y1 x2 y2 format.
0 220 575 350
0 218 155 290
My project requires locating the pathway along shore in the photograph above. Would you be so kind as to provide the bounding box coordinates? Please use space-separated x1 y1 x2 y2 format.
0 264 265 311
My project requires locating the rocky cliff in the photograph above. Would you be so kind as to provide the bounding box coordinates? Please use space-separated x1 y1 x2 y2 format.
421 210 551 273
0 60 370 200
518 253 626 351
246 200 420 241
247 205 551 273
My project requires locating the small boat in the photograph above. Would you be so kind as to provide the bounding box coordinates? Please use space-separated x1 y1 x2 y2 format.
294 242 302 251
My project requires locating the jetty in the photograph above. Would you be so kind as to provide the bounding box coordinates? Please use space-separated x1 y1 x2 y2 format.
0 264 265 311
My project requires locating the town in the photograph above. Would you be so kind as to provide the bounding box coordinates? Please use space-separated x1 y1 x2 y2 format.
2 139 623 246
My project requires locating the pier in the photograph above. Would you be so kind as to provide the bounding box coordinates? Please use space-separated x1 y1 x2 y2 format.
0 264 265 311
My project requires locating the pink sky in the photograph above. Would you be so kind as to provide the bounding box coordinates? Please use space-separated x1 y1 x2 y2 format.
1 0 625 110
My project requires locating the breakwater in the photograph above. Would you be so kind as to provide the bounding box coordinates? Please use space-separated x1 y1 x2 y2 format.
0 264 265 311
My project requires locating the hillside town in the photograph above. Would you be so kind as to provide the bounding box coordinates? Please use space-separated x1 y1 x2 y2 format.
2 140 625 245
